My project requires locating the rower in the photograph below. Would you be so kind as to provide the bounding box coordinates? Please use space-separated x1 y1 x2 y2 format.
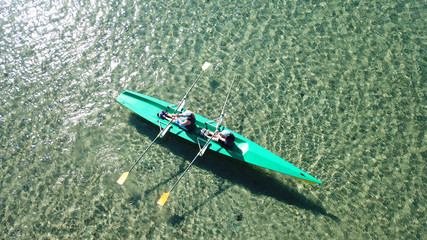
158 110 196 132
200 129 235 149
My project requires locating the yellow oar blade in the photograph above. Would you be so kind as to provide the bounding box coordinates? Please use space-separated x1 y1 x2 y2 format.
157 192 170 206
117 172 129 185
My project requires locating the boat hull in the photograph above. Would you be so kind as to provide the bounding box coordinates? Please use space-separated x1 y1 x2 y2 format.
117 90 322 184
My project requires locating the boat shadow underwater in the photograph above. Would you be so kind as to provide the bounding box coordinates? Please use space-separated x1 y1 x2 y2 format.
127 114 339 221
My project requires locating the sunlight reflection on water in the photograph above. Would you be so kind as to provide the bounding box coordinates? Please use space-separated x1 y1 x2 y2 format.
0 0 425 239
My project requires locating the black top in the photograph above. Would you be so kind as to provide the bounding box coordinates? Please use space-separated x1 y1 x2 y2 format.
186 116 196 131
219 133 235 149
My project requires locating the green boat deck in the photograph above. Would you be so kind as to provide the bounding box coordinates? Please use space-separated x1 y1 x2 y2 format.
117 90 322 184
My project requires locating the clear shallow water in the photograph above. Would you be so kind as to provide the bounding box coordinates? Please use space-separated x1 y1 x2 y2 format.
1 0 425 239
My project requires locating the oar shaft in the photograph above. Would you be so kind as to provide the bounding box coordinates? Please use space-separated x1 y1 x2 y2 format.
175 63 211 111
182 70 204 100
168 134 215 193
214 75 235 133
128 134 161 172
164 76 236 195
219 75 236 116
168 153 200 193
157 66 208 137
124 63 211 175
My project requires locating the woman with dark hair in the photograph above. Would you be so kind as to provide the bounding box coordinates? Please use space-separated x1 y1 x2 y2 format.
200 129 235 149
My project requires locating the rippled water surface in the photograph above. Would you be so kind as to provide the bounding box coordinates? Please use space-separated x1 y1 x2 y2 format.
1 0 425 239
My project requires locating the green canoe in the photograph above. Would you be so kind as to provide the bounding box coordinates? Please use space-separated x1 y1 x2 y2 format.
117 90 322 184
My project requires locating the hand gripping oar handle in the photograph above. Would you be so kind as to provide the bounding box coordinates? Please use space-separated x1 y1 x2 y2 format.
157 75 236 206
117 62 212 185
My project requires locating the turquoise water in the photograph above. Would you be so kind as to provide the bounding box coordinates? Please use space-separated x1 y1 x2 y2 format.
1 0 425 239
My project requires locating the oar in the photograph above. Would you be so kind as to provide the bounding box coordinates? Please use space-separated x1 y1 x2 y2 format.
176 62 213 109
157 76 236 206
160 62 212 138
216 74 235 126
157 135 214 206
117 62 212 185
